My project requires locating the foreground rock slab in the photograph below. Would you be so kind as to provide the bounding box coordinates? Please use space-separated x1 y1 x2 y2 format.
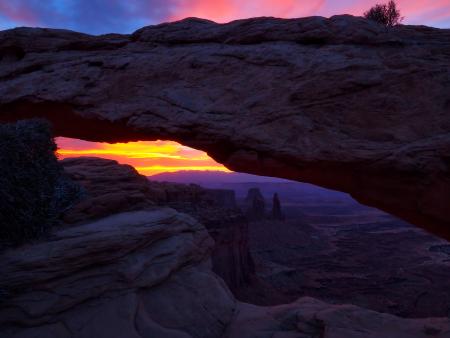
229 298 450 338
0 15 449 237
1 209 450 338
61 156 256 295
0 210 236 338
61 157 157 224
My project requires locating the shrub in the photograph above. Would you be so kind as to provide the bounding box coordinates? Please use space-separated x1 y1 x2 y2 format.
364 0 403 27
0 119 81 246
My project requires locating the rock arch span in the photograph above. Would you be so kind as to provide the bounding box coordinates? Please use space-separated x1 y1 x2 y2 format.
0 15 449 238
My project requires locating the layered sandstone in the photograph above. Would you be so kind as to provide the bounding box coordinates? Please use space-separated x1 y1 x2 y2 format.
244 188 267 221
61 157 157 224
0 210 236 338
60 156 255 293
0 15 448 237
1 209 449 338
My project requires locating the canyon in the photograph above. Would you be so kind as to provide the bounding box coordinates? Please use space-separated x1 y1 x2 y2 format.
61 157 256 294
1 14 450 338
1 156 450 336
1 179 450 337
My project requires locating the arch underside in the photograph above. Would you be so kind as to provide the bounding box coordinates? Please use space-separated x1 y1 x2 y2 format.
0 16 449 239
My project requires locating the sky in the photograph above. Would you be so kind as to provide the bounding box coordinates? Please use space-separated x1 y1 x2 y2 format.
56 137 230 176
0 0 449 34
3 1 449 175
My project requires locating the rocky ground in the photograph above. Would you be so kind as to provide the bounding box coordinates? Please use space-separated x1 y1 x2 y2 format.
1 209 450 338
60 157 450 319
61 157 256 294
1 13 449 337
1 157 450 337
247 203 450 318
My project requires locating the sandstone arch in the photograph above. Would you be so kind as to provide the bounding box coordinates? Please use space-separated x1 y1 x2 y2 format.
0 15 449 238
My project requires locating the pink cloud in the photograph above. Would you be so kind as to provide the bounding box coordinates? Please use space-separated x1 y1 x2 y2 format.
56 137 102 152
170 0 326 22
0 1 448 37
0 2 37 25
168 0 450 27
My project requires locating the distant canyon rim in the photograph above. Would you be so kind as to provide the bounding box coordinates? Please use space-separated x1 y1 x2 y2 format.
0 15 449 238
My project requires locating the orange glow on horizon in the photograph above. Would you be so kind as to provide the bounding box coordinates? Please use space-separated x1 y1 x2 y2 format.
168 0 450 27
134 165 231 175
169 0 326 23
56 137 231 176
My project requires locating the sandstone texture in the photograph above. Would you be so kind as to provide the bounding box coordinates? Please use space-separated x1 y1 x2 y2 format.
61 157 157 224
271 193 284 220
60 156 255 293
244 188 267 221
1 209 450 338
0 15 449 237
247 210 450 317
228 298 450 338
0 210 236 338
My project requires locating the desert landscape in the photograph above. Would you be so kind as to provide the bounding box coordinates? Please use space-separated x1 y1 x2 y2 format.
1 1 449 337
153 171 450 318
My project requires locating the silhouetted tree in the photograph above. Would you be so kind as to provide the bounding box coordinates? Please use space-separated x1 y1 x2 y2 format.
364 1 403 27
0 119 81 246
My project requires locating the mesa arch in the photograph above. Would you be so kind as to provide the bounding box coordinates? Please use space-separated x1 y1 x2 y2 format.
0 15 449 238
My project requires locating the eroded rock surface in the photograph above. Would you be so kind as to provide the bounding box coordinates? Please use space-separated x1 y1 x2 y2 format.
228 297 450 338
61 156 256 293
244 188 266 221
1 209 450 338
0 210 236 338
0 15 449 237
271 193 284 221
61 157 157 224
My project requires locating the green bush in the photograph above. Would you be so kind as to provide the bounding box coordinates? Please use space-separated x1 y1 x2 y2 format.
364 1 403 27
0 119 81 246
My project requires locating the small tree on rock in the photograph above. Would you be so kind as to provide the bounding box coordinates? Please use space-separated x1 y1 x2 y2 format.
364 0 403 27
0 119 81 246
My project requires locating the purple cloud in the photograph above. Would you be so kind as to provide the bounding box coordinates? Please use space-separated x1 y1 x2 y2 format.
0 0 176 34
0 0 448 34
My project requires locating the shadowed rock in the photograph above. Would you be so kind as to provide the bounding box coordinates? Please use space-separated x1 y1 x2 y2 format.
61 156 256 294
1 209 449 338
61 157 157 224
0 15 449 238
271 193 284 221
0 210 236 338
245 188 266 221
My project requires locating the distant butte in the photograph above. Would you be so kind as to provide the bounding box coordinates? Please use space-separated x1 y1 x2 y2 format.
0 15 449 238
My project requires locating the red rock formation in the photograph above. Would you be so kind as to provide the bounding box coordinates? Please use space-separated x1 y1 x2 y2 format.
244 188 266 221
271 193 284 221
61 156 256 294
0 16 449 238
61 157 157 224
0 210 236 338
1 209 449 338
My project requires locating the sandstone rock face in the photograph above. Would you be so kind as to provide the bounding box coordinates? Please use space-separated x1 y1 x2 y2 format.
1 209 450 338
61 157 157 224
228 298 450 338
0 210 236 338
0 15 449 237
148 180 256 293
271 193 284 221
61 156 256 293
244 188 266 221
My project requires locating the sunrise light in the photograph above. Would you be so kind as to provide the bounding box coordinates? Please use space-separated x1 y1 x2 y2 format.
56 137 230 176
